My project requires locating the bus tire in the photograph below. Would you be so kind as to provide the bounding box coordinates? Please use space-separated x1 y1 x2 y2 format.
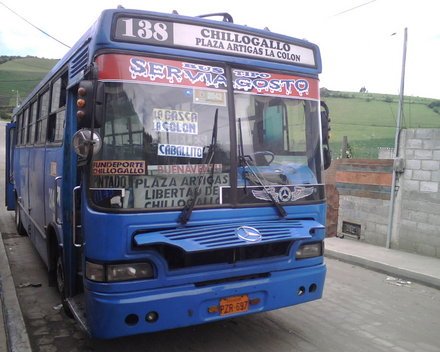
14 200 27 236
56 253 74 318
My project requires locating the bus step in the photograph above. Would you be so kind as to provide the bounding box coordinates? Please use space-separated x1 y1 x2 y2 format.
67 294 89 334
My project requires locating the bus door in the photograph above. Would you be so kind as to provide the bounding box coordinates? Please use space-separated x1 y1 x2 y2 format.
5 122 16 210
28 89 50 251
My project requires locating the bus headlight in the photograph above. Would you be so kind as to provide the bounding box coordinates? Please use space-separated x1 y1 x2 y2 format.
295 242 323 259
107 263 154 282
86 261 154 282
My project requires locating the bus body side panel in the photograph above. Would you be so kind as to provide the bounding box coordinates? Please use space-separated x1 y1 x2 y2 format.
28 147 49 266
14 146 31 231
5 123 15 210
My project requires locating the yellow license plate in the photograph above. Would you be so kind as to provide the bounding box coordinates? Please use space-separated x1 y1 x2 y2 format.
220 295 249 316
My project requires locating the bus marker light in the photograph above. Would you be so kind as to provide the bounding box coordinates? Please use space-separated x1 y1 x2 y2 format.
145 311 159 323
78 86 87 96
249 298 260 306
76 98 86 108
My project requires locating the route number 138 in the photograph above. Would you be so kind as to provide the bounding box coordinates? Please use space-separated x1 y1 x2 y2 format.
120 18 169 41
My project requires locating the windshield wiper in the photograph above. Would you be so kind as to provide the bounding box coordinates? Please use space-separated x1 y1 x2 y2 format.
179 109 218 225
237 118 287 218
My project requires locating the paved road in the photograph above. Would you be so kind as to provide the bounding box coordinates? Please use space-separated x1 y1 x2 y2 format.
2 224 440 352
1 122 440 352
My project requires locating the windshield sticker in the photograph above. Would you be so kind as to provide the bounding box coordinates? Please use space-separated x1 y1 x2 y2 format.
220 184 322 204
153 108 198 135
252 185 315 202
233 69 318 99
193 89 227 106
92 160 146 175
158 144 203 158
148 164 222 175
132 173 229 208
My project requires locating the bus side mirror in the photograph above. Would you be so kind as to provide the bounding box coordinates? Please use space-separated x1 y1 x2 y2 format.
320 101 332 170
76 80 104 129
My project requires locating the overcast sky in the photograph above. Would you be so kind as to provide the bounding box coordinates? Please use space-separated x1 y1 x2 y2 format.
1 0 439 99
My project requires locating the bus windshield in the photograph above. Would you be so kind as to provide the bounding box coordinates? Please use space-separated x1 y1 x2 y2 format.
90 54 323 210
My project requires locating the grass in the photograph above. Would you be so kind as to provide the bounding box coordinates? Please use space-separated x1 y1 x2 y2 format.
1 57 440 158
323 91 440 158
0 57 58 118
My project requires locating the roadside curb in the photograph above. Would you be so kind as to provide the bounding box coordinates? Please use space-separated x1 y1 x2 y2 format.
0 233 32 352
325 248 440 290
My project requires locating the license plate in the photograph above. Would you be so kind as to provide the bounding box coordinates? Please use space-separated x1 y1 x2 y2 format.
220 295 249 316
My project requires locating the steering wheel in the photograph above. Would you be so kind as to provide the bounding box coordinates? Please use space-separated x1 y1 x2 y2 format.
251 151 275 165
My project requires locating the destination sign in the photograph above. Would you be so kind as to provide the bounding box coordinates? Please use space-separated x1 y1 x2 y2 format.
113 16 316 67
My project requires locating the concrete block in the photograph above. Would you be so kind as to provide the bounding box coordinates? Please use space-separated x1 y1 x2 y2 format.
412 170 431 181
420 181 439 193
397 236 417 253
405 210 429 223
375 223 388 235
417 221 440 232
421 160 440 171
399 218 418 231
414 149 433 160
432 171 440 182
401 190 440 205
403 169 413 179
428 213 440 226
423 139 440 150
405 159 421 170
415 129 436 139
404 149 414 158
406 139 423 149
434 150 440 161
403 180 419 191
416 244 436 257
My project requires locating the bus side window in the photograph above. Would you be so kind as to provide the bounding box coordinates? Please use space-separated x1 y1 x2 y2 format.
48 74 67 143
21 109 29 145
36 89 49 144
16 112 22 146
28 101 38 145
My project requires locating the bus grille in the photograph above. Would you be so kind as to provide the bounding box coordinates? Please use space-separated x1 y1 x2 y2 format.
133 220 324 270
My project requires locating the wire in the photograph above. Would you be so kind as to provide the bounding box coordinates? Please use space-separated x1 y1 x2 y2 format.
0 1 71 49
331 0 377 17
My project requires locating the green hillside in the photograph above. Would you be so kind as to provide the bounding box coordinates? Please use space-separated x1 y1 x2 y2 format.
0 56 58 119
323 91 440 158
1 57 440 158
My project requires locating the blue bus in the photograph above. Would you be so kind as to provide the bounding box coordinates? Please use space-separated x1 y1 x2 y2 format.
5 8 331 339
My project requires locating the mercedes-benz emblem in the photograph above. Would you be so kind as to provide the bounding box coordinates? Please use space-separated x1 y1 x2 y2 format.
235 226 262 242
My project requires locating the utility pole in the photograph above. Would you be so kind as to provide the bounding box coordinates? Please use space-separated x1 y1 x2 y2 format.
386 27 408 249
11 89 19 107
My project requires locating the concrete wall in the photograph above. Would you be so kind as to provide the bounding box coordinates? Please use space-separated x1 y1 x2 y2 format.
333 128 440 259
393 129 440 257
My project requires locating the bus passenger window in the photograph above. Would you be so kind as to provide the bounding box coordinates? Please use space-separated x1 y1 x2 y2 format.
36 90 49 144
28 101 38 145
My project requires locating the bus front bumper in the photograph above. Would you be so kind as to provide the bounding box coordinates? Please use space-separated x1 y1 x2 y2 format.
85 263 326 339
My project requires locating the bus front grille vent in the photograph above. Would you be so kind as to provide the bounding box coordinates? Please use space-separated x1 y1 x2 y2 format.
69 45 89 80
133 220 323 270
150 240 292 270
